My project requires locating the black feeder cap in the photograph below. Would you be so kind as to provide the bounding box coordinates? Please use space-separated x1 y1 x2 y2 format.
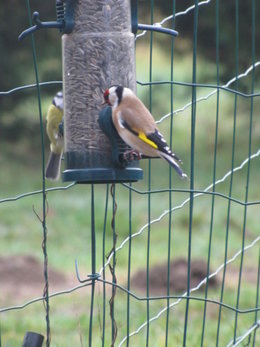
22 332 44 347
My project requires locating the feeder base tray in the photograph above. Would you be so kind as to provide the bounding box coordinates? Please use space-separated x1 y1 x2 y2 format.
62 167 143 184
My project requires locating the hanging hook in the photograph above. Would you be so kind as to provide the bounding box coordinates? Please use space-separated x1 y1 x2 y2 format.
75 260 100 284
18 0 76 41
18 11 64 41
131 0 178 37
137 23 178 37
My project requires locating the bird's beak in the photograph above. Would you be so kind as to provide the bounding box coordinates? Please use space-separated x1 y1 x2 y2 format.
102 98 111 106
103 89 111 106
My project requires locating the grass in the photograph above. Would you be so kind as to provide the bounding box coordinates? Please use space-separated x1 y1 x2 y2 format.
0 41 260 346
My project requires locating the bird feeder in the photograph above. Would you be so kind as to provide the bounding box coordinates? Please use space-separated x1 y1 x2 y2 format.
19 0 179 184
61 0 142 183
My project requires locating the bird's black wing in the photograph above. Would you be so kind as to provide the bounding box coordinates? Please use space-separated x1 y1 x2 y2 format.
147 130 182 163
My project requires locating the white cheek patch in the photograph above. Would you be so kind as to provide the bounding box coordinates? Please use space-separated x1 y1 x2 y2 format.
53 92 63 110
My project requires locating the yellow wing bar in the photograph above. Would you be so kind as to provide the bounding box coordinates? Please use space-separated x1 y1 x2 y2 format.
138 131 158 149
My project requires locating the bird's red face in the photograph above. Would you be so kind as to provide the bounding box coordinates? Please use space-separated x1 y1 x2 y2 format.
103 89 111 106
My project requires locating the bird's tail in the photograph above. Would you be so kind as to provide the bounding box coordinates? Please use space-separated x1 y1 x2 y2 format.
159 152 188 179
45 152 62 181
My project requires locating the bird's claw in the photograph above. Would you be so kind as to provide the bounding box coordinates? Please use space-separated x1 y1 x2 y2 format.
122 150 142 162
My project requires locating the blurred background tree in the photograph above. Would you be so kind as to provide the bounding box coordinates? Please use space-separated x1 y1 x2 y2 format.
0 1 61 148
142 0 259 81
0 1 61 91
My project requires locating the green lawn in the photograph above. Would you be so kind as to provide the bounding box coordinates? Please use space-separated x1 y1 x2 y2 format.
0 44 259 346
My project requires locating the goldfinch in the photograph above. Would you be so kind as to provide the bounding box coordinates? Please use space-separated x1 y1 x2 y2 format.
103 86 187 178
45 91 64 180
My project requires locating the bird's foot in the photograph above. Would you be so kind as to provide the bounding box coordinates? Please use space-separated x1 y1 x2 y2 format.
123 149 142 162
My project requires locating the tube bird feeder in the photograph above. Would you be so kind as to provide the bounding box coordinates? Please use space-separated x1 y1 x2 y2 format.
62 0 143 183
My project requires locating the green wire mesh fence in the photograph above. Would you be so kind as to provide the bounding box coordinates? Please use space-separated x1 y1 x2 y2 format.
0 0 260 346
